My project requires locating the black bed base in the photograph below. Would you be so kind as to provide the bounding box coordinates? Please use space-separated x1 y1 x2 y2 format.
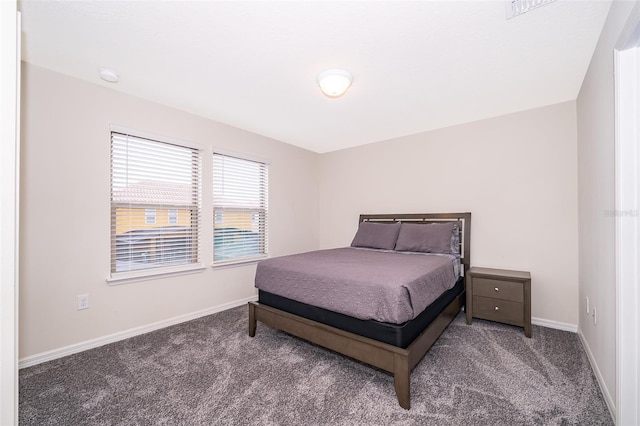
258 277 464 349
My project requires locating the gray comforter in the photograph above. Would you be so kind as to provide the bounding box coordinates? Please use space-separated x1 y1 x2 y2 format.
254 247 458 324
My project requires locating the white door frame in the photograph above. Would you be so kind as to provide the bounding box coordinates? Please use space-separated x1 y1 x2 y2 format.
615 10 640 425
0 2 20 425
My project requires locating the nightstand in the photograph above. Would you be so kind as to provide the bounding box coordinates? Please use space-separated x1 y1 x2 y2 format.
465 267 531 337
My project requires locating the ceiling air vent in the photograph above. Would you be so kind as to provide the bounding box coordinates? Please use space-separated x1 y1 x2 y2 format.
505 0 556 19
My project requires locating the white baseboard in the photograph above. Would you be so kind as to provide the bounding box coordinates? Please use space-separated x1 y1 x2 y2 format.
532 316 578 333
17 304 589 369
19 295 258 369
578 329 616 423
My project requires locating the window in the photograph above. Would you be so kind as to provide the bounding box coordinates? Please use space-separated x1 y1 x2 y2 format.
145 208 156 225
213 153 268 264
110 131 201 275
168 209 178 225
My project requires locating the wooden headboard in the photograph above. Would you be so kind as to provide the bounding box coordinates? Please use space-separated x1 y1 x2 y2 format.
358 213 471 276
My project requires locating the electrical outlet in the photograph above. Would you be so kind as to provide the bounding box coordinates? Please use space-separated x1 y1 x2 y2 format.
586 296 590 314
593 306 597 325
77 294 89 310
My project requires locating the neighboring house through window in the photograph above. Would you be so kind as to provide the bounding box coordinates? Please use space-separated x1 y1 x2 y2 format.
110 131 202 276
213 152 268 264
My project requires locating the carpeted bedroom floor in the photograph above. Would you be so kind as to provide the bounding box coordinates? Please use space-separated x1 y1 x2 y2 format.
19 306 613 425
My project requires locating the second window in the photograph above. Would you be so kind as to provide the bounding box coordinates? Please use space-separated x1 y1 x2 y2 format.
212 153 268 264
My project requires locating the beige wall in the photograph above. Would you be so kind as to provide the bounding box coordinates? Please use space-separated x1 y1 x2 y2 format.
576 0 638 415
20 63 583 362
319 101 579 327
19 63 319 359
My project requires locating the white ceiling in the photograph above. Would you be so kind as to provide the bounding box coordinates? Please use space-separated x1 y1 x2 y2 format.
19 0 612 153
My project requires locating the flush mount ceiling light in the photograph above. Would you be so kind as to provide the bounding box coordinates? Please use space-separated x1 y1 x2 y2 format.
99 68 119 83
317 68 353 98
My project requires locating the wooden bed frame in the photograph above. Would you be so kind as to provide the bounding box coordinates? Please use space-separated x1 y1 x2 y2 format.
248 212 471 409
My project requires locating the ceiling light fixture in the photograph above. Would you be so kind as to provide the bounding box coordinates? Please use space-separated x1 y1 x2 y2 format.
317 68 353 98
99 68 119 83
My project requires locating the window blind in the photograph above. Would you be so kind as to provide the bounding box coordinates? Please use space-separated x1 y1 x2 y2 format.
213 153 268 264
111 132 201 274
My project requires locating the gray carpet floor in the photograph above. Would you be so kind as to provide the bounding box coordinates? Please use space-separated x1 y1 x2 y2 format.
20 306 613 425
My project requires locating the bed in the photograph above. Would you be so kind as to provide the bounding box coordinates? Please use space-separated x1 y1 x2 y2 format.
248 212 471 409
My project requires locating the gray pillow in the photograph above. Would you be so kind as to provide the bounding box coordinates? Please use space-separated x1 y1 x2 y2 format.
394 222 456 254
350 221 401 250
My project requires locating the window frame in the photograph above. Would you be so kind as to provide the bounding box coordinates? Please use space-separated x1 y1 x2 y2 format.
108 126 204 284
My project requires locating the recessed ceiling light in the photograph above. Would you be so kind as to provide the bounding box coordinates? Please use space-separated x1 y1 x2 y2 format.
99 68 119 83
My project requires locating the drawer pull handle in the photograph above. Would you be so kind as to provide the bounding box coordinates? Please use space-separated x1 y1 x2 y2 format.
494 306 500 311
494 287 500 292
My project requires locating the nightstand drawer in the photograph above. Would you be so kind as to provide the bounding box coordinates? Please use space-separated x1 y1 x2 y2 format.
473 278 523 302
472 296 523 325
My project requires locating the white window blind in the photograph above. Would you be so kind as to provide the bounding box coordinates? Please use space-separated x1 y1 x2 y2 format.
111 132 201 275
213 153 268 264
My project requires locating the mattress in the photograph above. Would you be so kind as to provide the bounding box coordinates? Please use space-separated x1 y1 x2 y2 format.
254 247 459 324
258 277 465 348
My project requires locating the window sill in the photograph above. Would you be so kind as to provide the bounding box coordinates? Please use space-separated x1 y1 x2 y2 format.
107 264 206 285
211 255 267 270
